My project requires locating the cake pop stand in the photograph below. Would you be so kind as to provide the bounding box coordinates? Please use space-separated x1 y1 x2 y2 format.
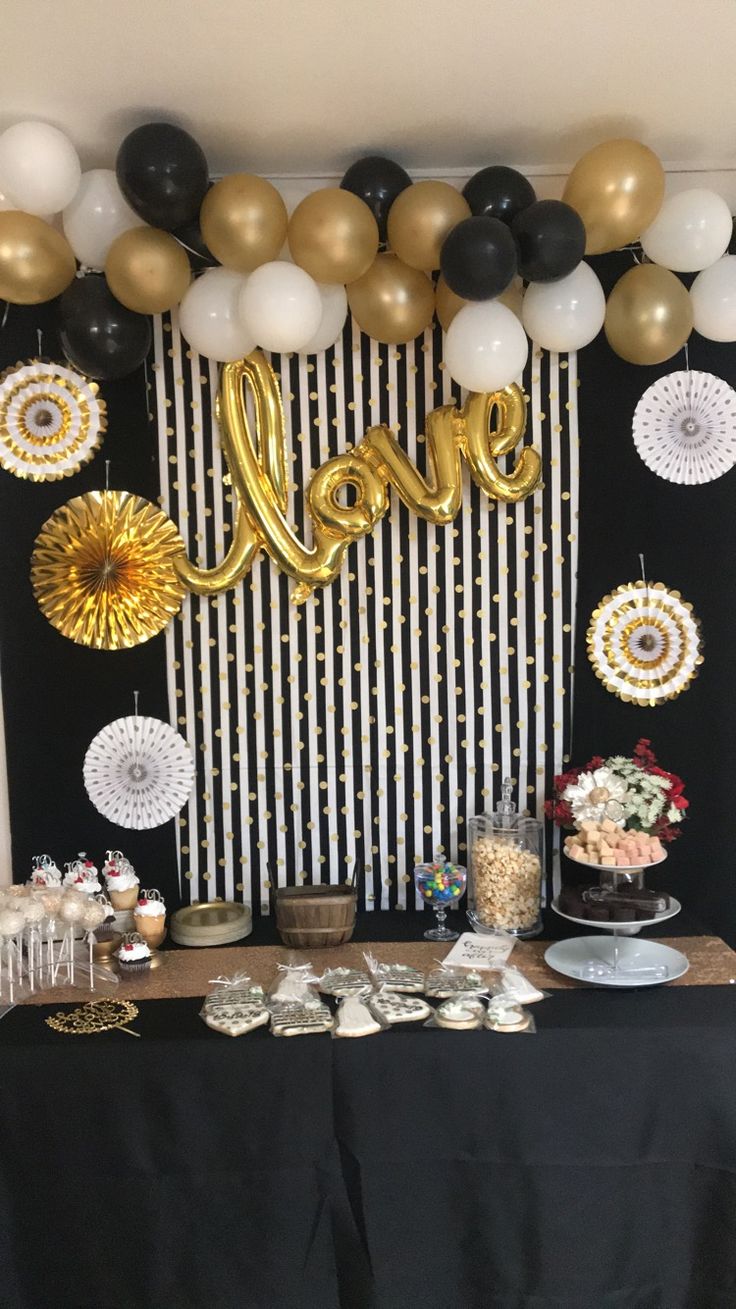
545 850 688 987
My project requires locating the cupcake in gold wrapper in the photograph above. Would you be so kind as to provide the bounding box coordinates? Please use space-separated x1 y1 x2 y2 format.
133 889 166 949
102 851 140 910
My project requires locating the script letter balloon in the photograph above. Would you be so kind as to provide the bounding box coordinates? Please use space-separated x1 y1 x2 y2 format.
511 200 585 283
522 262 605 351
116 122 209 230
462 165 536 225
288 188 378 284
387 181 470 272
605 264 693 366
178 266 254 362
200 174 287 273
299 282 348 354
59 275 152 379
239 261 322 353
641 189 732 272
440 216 517 300
0 122 81 216
691 255 736 341
105 227 191 314
563 139 665 255
63 169 145 269
348 252 434 344
444 301 528 392
0 211 76 304
340 156 412 244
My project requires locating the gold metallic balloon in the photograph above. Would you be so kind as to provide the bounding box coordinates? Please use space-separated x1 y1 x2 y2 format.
604 264 693 366
563 139 665 255
347 253 435 344
435 273 523 331
31 490 186 649
387 181 470 272
105 227 191 314
200 174 288 273
177 350 540 603
0 211 76 304
288 188 379 284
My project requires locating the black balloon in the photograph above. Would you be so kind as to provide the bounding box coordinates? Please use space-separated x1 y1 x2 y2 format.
116 122 209 230
462 165 536 226
511 200 586 283
59 275 152 381
440 216 517 301
173 218 219 271
340 155 412 244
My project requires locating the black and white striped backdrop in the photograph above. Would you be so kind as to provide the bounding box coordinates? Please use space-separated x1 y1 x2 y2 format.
152 313 579 912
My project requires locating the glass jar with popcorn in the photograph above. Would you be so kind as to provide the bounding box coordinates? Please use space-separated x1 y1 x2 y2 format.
467 778 543 938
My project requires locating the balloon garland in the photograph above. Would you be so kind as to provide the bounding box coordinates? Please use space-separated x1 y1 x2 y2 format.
0 119 732 384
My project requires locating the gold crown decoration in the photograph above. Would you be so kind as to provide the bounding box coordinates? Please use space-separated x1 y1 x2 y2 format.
587 580 704 706
31 489 186 650
0 359 106 481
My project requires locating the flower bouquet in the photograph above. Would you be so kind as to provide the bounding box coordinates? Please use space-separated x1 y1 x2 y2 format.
545 739 688 843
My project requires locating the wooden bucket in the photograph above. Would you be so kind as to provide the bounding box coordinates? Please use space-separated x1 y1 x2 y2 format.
274 884 357 949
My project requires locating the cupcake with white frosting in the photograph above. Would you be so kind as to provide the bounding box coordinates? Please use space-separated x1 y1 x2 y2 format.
29 855 62 889
102 851 140 909
133 889 166 949
63 854 102 895
116 932 152 975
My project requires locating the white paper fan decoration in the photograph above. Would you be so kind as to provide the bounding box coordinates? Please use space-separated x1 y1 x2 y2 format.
633 369 736 485
0 360 106 481
587 581 703 706
83 715 195 829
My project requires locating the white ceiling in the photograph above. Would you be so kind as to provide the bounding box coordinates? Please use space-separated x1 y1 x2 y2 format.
3 0 736 177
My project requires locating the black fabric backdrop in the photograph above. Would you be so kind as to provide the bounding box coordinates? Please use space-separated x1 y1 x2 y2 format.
1 264 735 937
575 253 736 944
0 300 178 900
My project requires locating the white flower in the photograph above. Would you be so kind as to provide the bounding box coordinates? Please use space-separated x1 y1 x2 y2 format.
562 767 632 825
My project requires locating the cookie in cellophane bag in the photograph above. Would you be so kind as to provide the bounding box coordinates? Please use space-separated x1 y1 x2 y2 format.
200 972 270 1037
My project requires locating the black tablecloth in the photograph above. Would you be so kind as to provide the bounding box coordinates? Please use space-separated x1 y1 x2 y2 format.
2 916 736 1308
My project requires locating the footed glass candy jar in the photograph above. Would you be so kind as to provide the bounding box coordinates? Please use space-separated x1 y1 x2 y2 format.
467 778 543 938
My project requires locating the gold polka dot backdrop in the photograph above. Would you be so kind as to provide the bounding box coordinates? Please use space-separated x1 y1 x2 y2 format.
151 313 580 911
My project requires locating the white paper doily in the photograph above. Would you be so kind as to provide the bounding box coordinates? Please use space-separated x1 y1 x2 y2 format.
587 581 703 705
632 369 736 485
83 715 195 829
0 360 106 481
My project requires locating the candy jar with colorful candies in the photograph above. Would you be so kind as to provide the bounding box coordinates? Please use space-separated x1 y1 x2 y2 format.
414 857 467 941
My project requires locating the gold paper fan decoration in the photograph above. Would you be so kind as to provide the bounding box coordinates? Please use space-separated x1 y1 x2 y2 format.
587 580 703 706
0 360 106 481
31 490 186 650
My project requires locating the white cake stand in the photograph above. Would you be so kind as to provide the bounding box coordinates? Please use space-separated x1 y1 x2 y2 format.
545 849 687 987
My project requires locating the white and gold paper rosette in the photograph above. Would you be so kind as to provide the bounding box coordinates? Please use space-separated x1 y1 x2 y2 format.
587 581 703 706
0 360 106 481
83 715 195 830
633 370 736 485
31 490 186 650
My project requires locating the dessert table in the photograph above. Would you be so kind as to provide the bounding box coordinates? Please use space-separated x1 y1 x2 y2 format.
2 911 736 1309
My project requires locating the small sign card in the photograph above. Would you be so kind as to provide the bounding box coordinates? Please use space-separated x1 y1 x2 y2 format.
441 931 516 971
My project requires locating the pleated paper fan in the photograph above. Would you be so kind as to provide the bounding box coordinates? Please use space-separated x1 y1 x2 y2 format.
84 715 195 829
633 370 736 485
587 581 703 706
0 360 106 481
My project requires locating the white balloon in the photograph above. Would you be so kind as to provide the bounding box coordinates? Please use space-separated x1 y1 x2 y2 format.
690 255 736 341
239 261 322 353
641 189 732 272
444 301 528 392
0 121 81 216
298 283 348 354
178 268 255 363
521 262 605 352
63 169 144 269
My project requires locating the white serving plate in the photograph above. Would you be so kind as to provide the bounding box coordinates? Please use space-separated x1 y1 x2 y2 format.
544 935 689 988
551 894 681 937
